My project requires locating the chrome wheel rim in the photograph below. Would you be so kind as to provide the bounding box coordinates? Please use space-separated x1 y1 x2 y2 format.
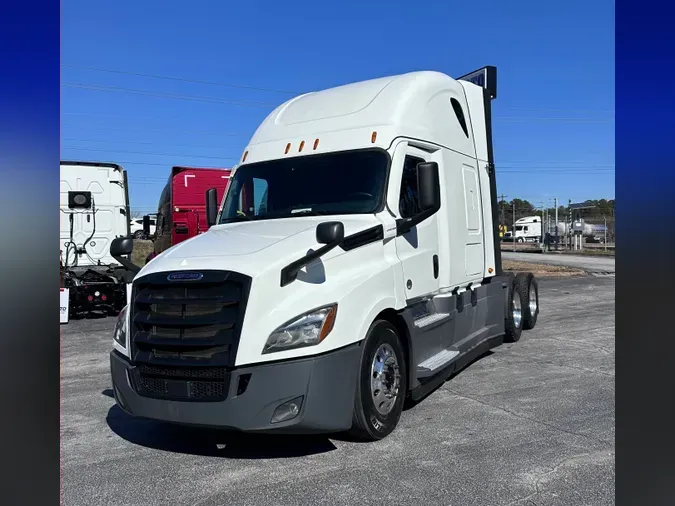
512 292 522 328
370 343 401 416
529 282 538 315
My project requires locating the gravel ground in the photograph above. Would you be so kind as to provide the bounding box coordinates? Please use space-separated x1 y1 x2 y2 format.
61 275 615 506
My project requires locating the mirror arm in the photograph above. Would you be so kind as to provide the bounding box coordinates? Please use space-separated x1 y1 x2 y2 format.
113 254 141 274
280 240 341 287
395 206 438 236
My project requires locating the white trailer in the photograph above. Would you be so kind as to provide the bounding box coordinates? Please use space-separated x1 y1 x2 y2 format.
109 67 540 440
60 161 131 319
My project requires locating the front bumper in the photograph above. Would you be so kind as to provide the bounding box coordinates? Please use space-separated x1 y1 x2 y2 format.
110 343 361 434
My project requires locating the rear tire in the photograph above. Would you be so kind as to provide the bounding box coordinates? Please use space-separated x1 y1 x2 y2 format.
504 276 525 343
349 320 407 441
133 230 145 240
517 273 539 330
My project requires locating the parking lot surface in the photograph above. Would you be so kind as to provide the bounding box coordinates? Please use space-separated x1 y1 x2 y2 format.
61 275 615 506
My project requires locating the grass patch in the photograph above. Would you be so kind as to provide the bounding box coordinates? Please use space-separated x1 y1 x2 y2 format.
559 249 615 257
503 260 585 278
132 240 154 267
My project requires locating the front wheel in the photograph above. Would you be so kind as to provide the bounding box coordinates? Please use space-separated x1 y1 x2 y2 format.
349 320 407 441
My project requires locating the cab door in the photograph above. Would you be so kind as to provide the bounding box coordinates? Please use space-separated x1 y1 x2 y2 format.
391 143 441 301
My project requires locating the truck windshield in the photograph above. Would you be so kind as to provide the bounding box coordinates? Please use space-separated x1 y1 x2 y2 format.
218 149 389 223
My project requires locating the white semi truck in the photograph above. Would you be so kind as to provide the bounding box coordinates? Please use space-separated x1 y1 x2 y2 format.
109 67 540 441
508 216 542 243
60 161 131 318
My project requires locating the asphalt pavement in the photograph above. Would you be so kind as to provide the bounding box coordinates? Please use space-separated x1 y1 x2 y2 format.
61 275 615 506
502 251 615 274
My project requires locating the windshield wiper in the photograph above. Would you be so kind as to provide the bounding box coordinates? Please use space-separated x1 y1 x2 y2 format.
288 209 326 216
220 214 253 224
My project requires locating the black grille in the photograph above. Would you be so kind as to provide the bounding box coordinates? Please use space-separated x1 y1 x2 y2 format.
134 364 229 401
129 270 251 402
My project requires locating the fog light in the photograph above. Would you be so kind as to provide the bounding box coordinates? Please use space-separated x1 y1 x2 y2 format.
270 396 304 424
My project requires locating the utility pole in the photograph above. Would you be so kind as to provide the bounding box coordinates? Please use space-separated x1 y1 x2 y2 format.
544 207 549 251
513 200 516 252
568 199 572 251
554 197 559 251
498 194 507 227
540 205 545 246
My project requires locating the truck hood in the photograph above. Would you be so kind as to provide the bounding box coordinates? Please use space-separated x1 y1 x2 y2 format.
137 215 383 277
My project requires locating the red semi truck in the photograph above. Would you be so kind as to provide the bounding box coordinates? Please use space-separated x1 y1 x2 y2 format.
145 166 231 262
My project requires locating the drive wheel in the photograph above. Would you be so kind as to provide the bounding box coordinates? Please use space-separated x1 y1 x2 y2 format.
517 273 539 330
504 276 525 343
133 230 145 240
350 320 407 441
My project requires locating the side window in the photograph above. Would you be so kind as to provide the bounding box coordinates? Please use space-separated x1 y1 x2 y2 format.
398 155 425 218
239 176 269 216
451 98 469 138
253 177 268 215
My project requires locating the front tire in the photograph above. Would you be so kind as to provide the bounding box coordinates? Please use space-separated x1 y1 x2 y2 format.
133 230 145 240
349 320 407 441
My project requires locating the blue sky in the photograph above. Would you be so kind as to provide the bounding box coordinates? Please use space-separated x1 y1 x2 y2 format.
61 0 614 214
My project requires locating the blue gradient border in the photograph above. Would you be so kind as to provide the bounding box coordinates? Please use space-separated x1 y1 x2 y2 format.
1 1 673 503
0 2 59 503
616 0 675 504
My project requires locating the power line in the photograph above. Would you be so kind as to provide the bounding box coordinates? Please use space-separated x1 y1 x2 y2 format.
62 83 614 122
61 65 616 118
61 147 614 172
61 135 614 167
61 137 244 150
62 146 239 161
61 64 301 95
496 117 614 123
61 120 248 137
61 82 278 108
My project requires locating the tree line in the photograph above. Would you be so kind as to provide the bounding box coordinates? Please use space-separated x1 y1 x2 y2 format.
498 198 615 227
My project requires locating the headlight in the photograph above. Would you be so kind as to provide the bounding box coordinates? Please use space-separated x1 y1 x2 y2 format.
263 304 337 354
113 305 128 348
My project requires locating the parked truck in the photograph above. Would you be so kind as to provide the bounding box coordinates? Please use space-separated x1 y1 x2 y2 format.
507 216 542 243
60 161 131 319
144 166 231 263
109 67 540 441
